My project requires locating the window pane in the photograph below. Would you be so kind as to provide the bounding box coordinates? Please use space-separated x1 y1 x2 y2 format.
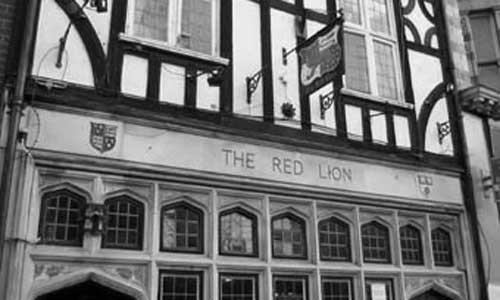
322 278 352 300
368 0 390 34
220 275 256 300
337 0 361 24
134 0 169 42
103 197 143 250
400 225 423 265
432 228 453 266
361 222 391 263
373 41 397 100
272 216 306 258
220 211 256 255
470 15 498 62
345 33 370 93
180 0 213 54
162 205 202 252
274 277 306 300
318 218 351 261
160 272 201 300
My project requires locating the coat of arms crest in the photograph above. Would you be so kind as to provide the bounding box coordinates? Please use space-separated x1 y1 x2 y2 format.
90 122 117 153
416 174 433 197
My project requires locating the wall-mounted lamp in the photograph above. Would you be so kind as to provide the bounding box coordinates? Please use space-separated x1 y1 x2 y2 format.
84 204 105 236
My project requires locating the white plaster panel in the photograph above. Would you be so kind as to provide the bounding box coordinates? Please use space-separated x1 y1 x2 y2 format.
405 1 434 44
196 74 220 111
304 0 327 12
121 54 148 98
425 98 453 156
32 0 94 86
408 50 442 117
370 110 387 144
232 0 263 117
271 9 301 128
27 109 464 205
159 63 185 105
394 115 411 149
345 105 363 140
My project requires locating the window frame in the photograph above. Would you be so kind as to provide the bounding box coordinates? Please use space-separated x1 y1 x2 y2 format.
158 269 204 300
431 227 454 267
318 216 352 262
273 275 309 300
361 221 392 264
271 213 308 260
102 195 145 251
219 207 259 257
160 201 204 254
219 273 259 300
399 224 424 265
339 0 404 103
321 276 354 300
38 189 86 247
469 11 500 67
125 0 221 58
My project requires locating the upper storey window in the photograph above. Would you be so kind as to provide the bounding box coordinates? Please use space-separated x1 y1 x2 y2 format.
129 0 218 55
338 0 401 101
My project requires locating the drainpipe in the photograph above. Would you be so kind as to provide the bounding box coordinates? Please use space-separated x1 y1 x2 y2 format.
0 0 38 269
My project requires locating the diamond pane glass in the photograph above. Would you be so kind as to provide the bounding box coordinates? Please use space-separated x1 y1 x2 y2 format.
373 41 397 99
345 32 370 93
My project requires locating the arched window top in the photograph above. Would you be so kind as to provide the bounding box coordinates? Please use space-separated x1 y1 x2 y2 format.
272 213 307 259
361 221 391 263
161 201 204 253
39 189 86 246
431 227 453 266
103 195 144 250
318 216 351 261
400 224 423 265
219 207 258 256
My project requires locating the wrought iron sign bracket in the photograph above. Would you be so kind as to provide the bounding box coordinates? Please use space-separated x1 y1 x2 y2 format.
319 90 335 120
436 121 451 144
246 69 263 104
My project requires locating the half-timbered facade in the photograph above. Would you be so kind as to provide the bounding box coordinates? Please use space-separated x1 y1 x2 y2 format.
0 0 486 299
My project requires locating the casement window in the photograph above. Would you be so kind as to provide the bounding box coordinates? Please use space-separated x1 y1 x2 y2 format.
39 190 85 246
399 225 423 265
159 270 203 300
102 196 144 250
321 277 353 300
468 12 500 90
337 0 401 101
273 276 308 300
129 0 219 55
431 228 453 266
220 274 258 300
361 221 391 263
161 202 204 253
318 217 351 261
365 279 393 300
219 208 258 256
272 214 307 259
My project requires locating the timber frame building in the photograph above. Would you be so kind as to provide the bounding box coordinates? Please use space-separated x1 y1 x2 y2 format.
0 0 489 300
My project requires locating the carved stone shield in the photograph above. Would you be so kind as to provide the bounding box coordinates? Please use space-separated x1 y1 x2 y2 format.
416 174 433 197
90 122 117 153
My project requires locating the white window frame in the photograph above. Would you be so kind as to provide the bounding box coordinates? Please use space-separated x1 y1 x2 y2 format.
159 271 203 300
339 0 404 103
125 0 220 57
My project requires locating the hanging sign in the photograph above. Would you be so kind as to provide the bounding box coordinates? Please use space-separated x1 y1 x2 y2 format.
298 17 344 95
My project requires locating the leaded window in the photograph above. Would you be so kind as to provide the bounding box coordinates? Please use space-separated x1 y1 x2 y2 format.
361 221 391 263
274 276 307 300
39 189 85 246
220 208 257 256
103 196 144 250
159 270 202 300
130 0 219 55
220 274 258 300
319 217 351 261
322 278 352 300
161 202 203 253
431 228 453 266
338 0 401 101
399 225 423 265
272 214 307 259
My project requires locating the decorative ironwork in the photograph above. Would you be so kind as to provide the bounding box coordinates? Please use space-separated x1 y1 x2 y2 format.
246 70 263 104
281 102 296 119
319 90 335 120
436 121 451 145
